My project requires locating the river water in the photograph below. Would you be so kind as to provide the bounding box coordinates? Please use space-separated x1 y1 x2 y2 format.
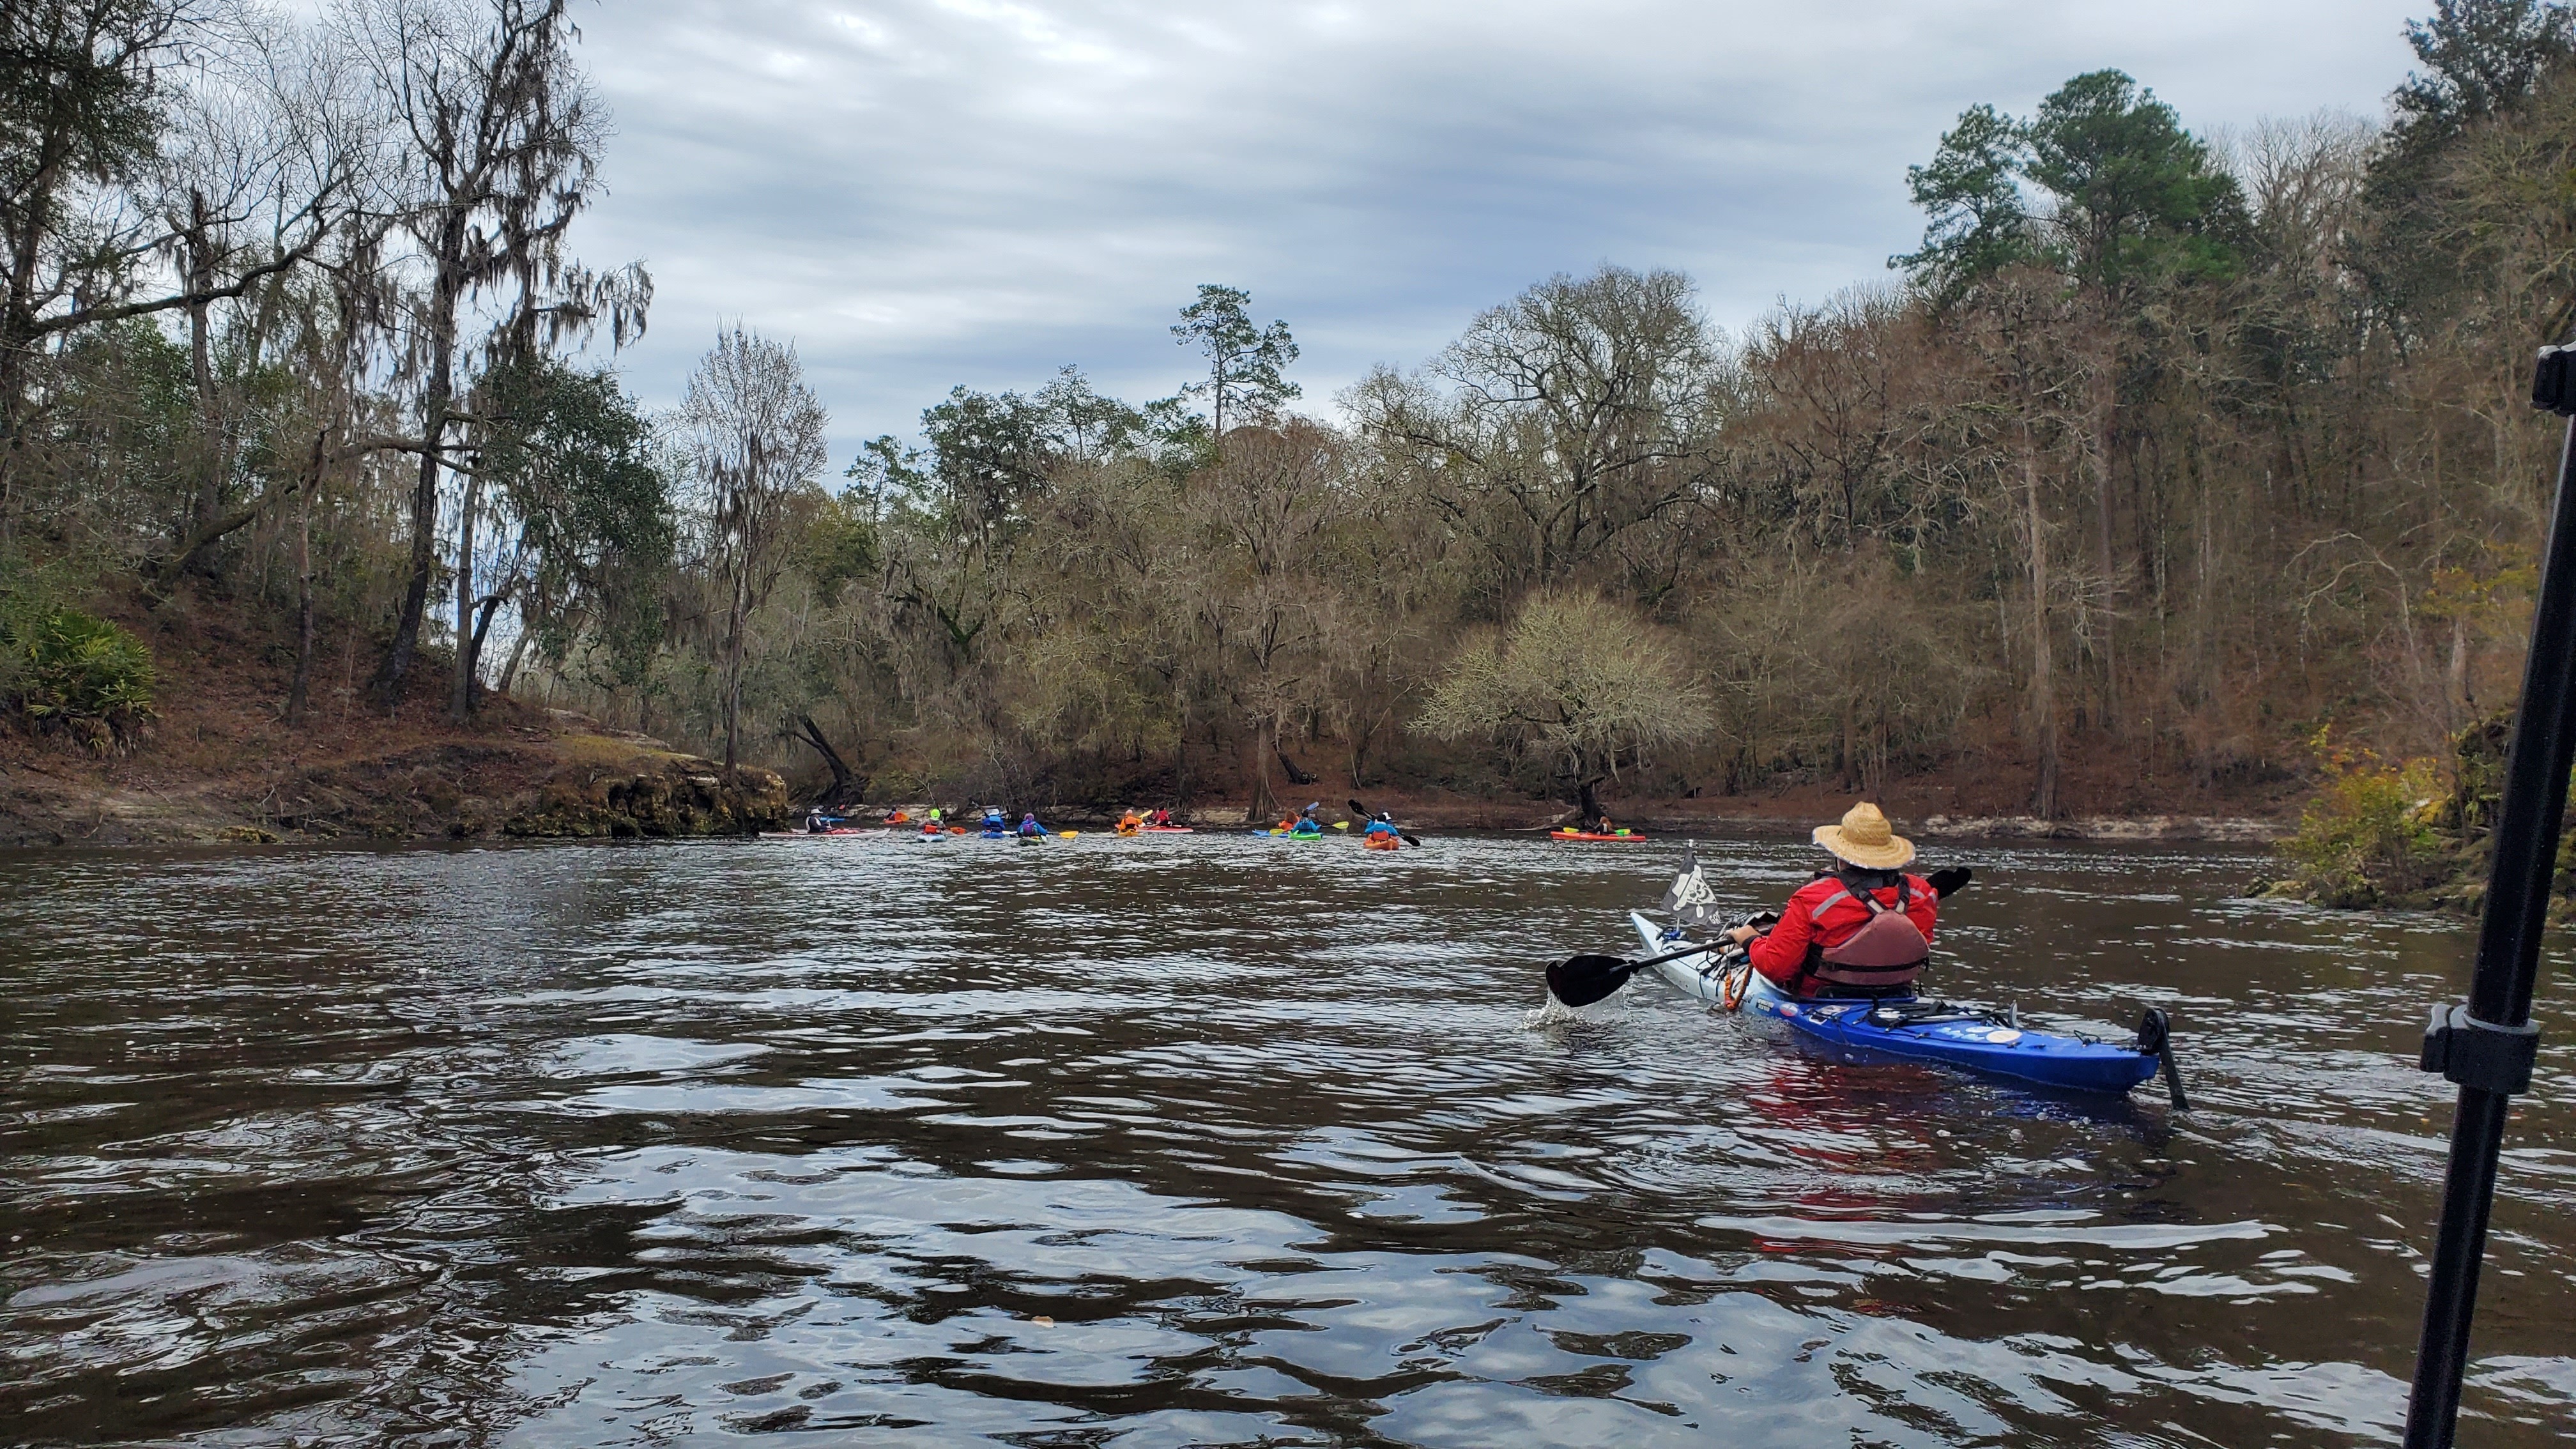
3 832 2573 1447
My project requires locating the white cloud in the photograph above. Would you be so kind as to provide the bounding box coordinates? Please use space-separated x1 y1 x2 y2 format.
568 0 2422 461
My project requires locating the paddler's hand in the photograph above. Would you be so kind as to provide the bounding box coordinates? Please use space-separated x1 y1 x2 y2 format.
1726 924 1759 945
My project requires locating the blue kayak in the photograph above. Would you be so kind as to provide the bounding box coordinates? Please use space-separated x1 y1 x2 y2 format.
1625 912 2159 1095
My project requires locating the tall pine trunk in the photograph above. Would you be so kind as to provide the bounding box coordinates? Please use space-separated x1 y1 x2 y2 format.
286 427 327 724
498 624 532 700
287 481 316 724
184 195 223 557
722 574 748 770
1245 716 1279 824
448 465 482 720
376 233 464 705
2021 420 2059 819
2089 351 2120 737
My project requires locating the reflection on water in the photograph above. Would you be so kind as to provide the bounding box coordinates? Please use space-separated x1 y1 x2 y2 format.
3 832 2573 1446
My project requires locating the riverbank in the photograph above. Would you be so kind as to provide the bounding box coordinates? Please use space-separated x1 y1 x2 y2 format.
1 703 790 847
0 593 788 847
2 588 2301 848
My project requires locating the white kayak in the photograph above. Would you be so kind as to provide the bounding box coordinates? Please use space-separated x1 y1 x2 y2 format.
1627 910 1737 1003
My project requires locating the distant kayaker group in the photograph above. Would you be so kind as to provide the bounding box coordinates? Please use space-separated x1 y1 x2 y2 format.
794 796 1428 847
783 794 2184 1105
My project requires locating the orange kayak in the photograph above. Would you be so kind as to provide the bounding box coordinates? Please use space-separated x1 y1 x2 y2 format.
1551 829 1646 841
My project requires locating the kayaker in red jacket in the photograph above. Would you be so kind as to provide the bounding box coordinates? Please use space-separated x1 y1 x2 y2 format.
1725 801 1936 998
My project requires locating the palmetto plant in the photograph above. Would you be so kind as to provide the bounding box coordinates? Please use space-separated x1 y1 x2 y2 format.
10 609 158 751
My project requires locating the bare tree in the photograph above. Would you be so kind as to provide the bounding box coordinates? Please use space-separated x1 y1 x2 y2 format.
1356 264 1721 594
0 0 356 525
1936 270 2091 817
142 10 376 577
1184 420 1351 822
340 0 647 710
681 326 827 770
1735 286 1933 549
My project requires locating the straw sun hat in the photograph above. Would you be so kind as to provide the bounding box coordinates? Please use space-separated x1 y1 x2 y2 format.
1813 801 1915 870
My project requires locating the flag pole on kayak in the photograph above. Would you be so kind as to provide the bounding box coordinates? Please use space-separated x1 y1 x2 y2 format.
2402 344 2576 1449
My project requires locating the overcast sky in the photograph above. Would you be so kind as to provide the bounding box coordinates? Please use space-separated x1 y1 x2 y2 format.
567 0 2425 463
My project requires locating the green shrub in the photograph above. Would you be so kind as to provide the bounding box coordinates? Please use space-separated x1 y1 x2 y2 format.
7 608 157 746
2274 729 2442 907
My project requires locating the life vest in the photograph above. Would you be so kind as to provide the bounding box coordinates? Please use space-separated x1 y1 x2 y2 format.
1803 873 1928 992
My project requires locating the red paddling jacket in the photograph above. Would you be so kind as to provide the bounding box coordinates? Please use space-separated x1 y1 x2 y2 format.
1746 870 1938 997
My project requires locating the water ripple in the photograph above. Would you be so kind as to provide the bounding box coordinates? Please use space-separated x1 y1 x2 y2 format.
1 832 2570 1445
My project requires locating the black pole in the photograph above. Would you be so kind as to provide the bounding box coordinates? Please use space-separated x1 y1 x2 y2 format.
2402 346 2576 1448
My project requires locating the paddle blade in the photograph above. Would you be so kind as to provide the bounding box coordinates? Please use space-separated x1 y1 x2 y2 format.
1927 866 1974 898
1059 830 1077 838
1400 831 1423 847
1545 953 1639 1008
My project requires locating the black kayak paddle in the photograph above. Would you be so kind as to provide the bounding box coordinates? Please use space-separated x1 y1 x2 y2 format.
1547 940 1734 1008
1544 866 1977 1008
1350 799 1423 847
